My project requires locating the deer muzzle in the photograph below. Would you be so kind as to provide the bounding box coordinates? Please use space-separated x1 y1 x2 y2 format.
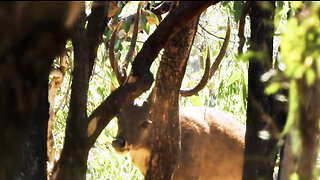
112 138 126 152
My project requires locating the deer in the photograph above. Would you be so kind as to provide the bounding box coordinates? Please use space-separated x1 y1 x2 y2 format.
113 101 245 180
108 11 245 179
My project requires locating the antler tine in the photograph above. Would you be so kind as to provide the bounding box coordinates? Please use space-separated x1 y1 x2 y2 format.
122 2 142 79
208 18 231 79
109 20 127 85
179 18 231 97
179 47 211 97
109 3 143 86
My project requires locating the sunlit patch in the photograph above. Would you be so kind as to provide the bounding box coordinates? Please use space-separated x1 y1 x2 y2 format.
88 117 99 137
261 69 277 82
258 130 271 140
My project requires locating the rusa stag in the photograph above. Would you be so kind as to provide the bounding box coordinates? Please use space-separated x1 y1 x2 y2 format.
113 102 245 180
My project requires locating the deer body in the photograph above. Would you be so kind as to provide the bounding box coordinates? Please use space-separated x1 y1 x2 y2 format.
112 104 245 180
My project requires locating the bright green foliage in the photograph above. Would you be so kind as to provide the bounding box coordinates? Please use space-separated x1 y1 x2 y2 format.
145 10 160 25
290 173 300 180
281 2 320 79
279 1 320 138
233 1 245 23
282 80 298 136
264 82 281 95
276 1 320 178
139 15 149 34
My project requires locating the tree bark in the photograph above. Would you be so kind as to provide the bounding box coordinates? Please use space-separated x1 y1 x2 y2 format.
146 13 199 180
243 1 286 179
278 133 298 180
52 2 109 179
296 73 320 180
14 81 49 180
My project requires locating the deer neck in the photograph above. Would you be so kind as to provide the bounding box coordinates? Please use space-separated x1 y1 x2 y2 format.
129 147 151 175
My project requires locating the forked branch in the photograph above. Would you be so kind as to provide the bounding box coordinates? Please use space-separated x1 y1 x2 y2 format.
180 19 231 97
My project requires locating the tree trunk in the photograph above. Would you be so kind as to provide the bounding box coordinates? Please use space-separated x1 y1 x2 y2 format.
278 133 298 180
0 2 82 179
146 14 199 180
51 3 109 179
243 1 286 179
296 74 320 180
14 81 49 180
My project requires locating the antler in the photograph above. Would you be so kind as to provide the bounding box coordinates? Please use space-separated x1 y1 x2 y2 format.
109 2 142 85
109 21 126 85
122 2 142 76
180 19 231 97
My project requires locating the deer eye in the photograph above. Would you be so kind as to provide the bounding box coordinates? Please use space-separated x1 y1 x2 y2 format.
139 120 151 129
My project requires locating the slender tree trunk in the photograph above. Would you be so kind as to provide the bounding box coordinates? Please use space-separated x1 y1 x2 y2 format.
243 1 286 179
51 3 109 179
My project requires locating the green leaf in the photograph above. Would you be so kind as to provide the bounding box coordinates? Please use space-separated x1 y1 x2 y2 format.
293 65 306 79
190 95 202 107
140 15 149 34
121 20 131 33
276 1 284 9
96 87 105 98
222 1 232 15
114 39 123 52
282 80 299 136
104 28 113 42
234 1 244 22
290 1 303 10
227 70 242 86
145 10 159 25
306 68 316 86
289 172 299 180
240 79 247 110
316 57 320 77
114 1 125 17
264 82 281 95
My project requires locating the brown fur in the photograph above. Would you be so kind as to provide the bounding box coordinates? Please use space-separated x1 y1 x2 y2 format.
175 107 245 180
113 105 245 179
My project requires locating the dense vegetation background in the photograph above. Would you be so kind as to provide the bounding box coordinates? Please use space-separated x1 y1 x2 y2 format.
1 1 320 180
